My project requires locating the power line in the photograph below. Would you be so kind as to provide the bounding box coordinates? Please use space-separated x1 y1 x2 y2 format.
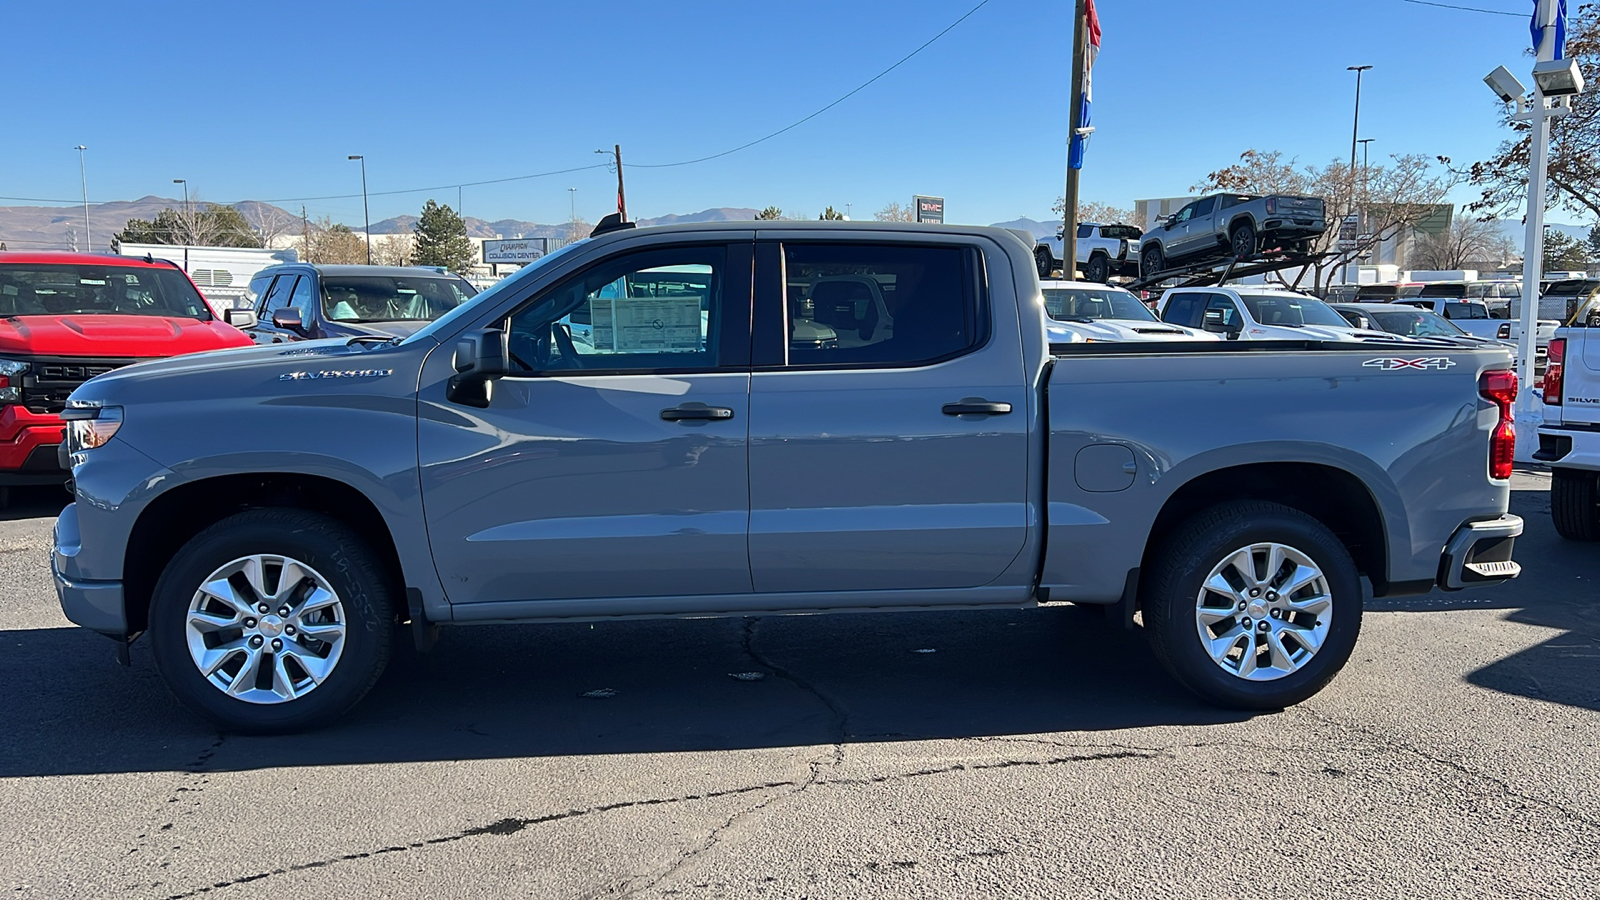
6 1 995 207
1401 0 1523 17
631 0 995 168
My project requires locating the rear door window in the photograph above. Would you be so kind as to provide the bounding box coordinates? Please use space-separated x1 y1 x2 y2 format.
1161 293 1203 327
780 243 979 368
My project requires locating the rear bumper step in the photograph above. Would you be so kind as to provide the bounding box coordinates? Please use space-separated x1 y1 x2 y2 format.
1438 515 1523 591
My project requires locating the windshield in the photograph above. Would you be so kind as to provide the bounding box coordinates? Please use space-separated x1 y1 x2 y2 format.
1042 286 1157 322
0 263 214 319
1239 294 1351 328
1371 310 1466 338
401 239 589 346
322 274 477 323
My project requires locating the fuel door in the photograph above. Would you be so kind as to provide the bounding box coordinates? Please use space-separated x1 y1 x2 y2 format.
1075 444 1136 493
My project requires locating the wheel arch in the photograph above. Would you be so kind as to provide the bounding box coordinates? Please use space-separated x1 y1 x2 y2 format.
122 473 408 638
1228 213 1260 236
1139 461 1391 599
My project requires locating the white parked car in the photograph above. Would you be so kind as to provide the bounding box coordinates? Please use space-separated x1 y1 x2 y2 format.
1041 281 1217 343
1157 286 1412 343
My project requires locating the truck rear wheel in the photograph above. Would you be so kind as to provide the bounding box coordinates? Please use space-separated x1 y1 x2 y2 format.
1084 254 1110 283
1143 501 1362 710
1230 222 1258 258
148 509 395 733
1036 248 1054 280
1551 468 1600 541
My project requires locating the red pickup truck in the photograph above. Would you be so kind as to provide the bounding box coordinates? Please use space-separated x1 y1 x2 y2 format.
0 252 251 502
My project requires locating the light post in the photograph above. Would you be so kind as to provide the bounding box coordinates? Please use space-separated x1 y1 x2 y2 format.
74 145 91 253
568 187 577 222
1484 0 1585 455
173 179 189 243
348 155 372 265
1357 139 1374 196
1346 66 1372 217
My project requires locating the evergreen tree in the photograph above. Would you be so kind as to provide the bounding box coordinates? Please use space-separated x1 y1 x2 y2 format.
1544 228 1591 272
114 204 261 248
412 200 476 273
755 206 784 220
1587 224 1600 262
818 206 844 221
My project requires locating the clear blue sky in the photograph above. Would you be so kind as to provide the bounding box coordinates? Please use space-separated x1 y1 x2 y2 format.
2 0 1574 227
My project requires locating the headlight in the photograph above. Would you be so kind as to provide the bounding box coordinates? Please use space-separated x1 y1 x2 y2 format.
0 358 27 404
63 405 123 453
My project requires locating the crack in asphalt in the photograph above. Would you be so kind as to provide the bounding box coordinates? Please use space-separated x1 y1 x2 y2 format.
122 733 228 887
1301 708 1600 830
156 780 802 900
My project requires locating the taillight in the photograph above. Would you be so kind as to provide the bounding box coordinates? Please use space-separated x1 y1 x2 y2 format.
1544 338 1566 406
1480 370 1518 480
1497 323 1512 339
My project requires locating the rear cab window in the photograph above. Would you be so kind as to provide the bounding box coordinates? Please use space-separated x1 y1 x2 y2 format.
776 243 981 368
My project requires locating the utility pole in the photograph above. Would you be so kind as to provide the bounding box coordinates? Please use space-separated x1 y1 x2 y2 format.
614 144 627 221
74 145 91 253
1061 0 1088 281
173 179 189 243
301 205 311 263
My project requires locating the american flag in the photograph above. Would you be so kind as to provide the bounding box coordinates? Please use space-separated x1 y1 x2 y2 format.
1069 0 1101 170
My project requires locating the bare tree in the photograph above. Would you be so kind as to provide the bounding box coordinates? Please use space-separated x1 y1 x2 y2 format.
1410 217 1517 270
372 232 416 267
558 217 591 248
874 202 914 222
305 216 368 264
1050 197 1136 225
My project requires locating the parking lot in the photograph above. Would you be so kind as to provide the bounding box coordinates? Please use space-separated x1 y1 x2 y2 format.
0 470 1594 899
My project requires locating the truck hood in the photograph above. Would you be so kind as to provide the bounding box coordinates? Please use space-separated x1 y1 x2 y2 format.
0 314 250 357
72 336 415 401
1047 318 1218 342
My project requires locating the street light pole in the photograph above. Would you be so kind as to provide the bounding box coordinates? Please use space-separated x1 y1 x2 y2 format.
348 155 371 265
74 145 91 253
568 187 576 222
173 179 188 243
1356 138 1374 200
1346 66 1372 216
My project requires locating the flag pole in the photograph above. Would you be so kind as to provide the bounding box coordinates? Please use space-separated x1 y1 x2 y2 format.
1062 0 1088 282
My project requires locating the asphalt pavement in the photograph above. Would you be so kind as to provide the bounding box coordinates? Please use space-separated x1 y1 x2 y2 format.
1 472 1596 899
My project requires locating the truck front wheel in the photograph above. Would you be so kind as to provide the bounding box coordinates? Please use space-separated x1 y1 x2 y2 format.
1143 501 1362 710
1551 468 1600 541
1140 244 1165 278
148 509 396 733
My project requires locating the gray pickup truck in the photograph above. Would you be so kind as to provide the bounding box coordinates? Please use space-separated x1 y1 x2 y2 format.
1140 192 1327 275
52 221 1521 732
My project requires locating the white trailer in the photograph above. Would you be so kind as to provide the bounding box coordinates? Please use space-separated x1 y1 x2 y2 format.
118 243 298 309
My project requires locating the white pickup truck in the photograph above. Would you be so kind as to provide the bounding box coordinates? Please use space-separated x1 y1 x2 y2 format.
1535 285 1600 539
1035 223 1143 283
1041 281 1216 344
1157 287 1412 343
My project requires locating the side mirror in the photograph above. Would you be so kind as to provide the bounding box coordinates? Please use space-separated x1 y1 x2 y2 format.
447 328 508 408
225 308 258 329
271 308 304 332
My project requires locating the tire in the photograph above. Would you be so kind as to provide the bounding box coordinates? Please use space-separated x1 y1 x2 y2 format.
1140 244 1165 278
1551 468 1600 541
149 508 396 733
1036 248 1055 280
1143 500 1362 710
1230 221 1258 258
1084 254 1110 283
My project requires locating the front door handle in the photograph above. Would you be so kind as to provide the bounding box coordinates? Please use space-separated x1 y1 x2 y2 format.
661 405 735 422
942 400 1012 416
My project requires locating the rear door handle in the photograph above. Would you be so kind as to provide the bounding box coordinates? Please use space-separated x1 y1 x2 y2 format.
661 405 735 422
942 400 1012 416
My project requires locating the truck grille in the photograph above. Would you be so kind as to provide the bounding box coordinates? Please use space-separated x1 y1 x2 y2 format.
21 357 139 414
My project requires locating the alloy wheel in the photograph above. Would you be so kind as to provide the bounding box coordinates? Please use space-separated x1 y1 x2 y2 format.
1193 542 1332 681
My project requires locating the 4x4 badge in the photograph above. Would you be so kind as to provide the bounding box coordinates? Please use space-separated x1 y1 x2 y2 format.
1362 357 1457 371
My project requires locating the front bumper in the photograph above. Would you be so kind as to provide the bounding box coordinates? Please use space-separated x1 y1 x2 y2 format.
53 501 127 637
1438 515 1523 591
0 406 68 485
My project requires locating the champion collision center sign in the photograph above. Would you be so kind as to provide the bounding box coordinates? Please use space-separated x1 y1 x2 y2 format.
483 238 549 265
